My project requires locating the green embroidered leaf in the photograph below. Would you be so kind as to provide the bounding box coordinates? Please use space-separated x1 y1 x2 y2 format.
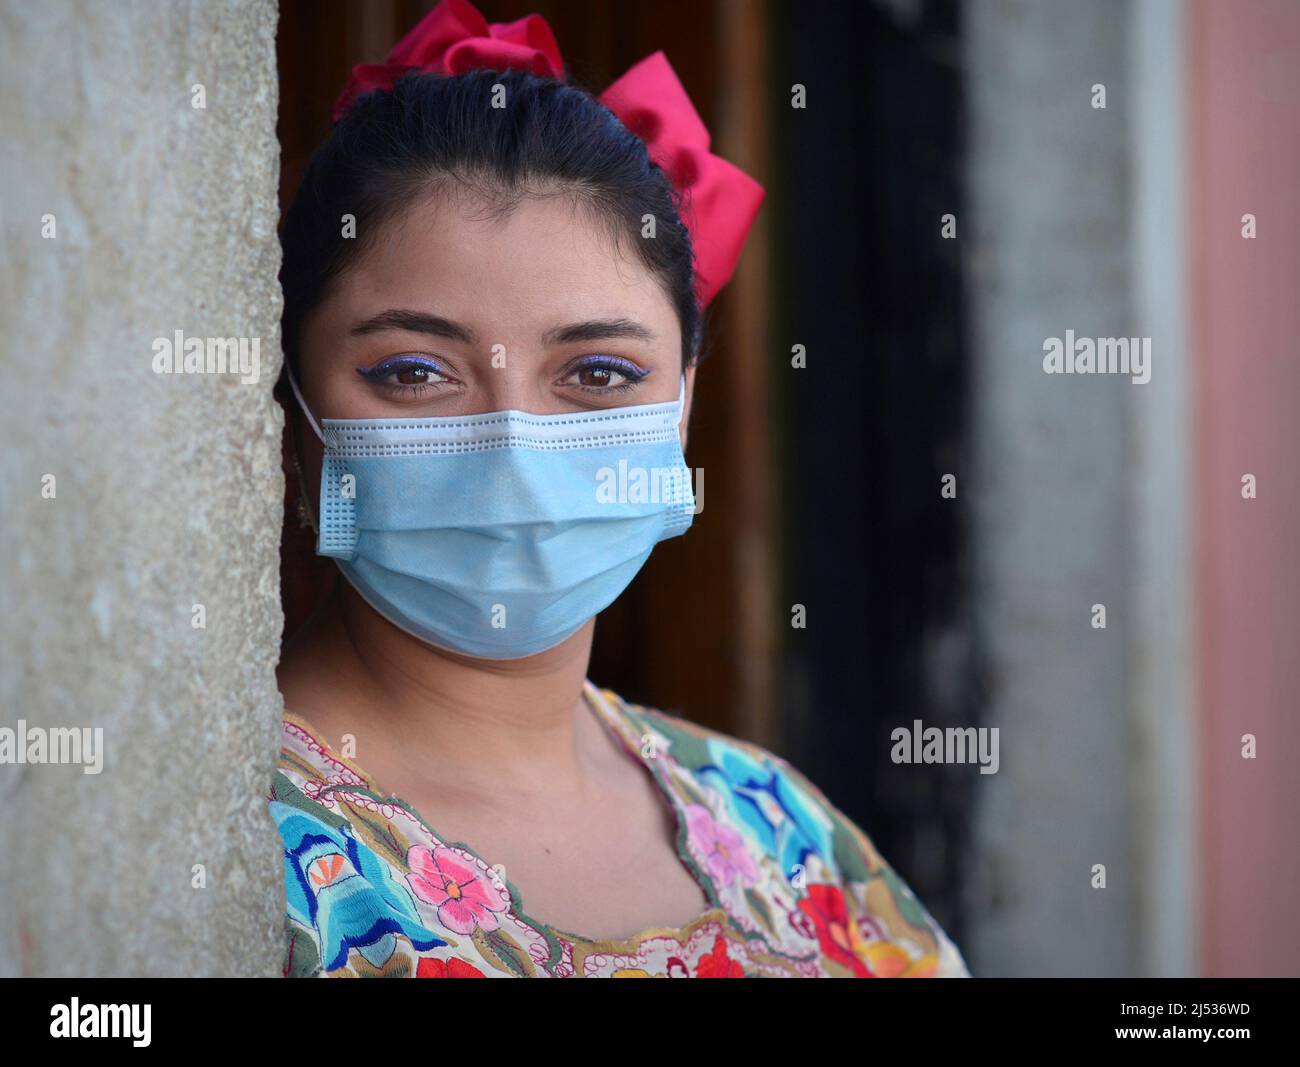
832 820 870 883
284 917 320 977
675 776 708 807
345 806 410 866
744 887 776 935
272 772 351 833
474 927 533 977
638 708 712 770
881 866 930 929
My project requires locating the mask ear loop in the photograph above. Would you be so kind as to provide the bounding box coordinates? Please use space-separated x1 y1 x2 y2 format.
286 362 325 443
672 371 697 512
285 362 322 535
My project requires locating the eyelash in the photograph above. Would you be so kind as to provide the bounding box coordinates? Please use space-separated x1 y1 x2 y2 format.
356 355 450 397
563 355 648 393
356 354 650 397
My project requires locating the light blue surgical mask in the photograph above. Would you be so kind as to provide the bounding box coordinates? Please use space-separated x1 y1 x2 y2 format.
287 368 695 659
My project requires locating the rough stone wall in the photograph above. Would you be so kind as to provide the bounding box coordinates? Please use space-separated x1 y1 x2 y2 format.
0 0 284 976
963 0 1138 976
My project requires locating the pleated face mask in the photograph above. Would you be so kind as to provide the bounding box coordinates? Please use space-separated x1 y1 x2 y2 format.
288 369 695 659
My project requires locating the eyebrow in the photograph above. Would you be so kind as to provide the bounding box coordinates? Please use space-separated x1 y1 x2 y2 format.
349 310 656 349
350 309 477 345
542 318 656 346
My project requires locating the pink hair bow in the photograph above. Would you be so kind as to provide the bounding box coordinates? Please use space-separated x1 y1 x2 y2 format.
331 0 764 307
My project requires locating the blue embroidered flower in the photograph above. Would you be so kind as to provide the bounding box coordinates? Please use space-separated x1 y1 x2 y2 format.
271 800 446 971
697 741 836 880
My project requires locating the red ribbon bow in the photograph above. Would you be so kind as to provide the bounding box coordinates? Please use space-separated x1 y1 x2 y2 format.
332 0 763 307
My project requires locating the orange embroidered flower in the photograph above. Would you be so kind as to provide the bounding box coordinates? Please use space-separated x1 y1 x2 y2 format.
798 883 938 977
859 939 938 978
307 852 346 888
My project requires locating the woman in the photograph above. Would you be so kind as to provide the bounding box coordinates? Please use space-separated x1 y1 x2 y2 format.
271 0 969 978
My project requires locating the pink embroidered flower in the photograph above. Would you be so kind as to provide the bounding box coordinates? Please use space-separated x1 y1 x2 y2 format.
685 803 760 889
406 844 509 935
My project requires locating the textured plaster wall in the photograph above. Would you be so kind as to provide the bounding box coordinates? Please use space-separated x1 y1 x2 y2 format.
963 0 1138 975
0 1 285 976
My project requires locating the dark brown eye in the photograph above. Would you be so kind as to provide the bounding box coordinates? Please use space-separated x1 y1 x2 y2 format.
395 366 433 385
562 355 646 391
577 366 615 388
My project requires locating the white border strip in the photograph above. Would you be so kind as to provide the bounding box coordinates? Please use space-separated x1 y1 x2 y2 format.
1129 0 1196 978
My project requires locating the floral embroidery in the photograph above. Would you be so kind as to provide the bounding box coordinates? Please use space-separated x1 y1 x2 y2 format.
407 844 510 935
270 681 971 978
799 883 875 977
272 800 445 972
416 956 487 978
696 741 837 882
685 803 760 890
695 935 746 978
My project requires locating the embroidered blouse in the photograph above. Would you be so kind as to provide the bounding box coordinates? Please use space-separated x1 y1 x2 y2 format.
270 680 971 978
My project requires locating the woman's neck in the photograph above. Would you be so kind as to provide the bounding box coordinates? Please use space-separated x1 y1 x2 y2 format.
277 581 609 799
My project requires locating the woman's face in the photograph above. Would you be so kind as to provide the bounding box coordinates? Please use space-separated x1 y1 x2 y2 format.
294 190 695 495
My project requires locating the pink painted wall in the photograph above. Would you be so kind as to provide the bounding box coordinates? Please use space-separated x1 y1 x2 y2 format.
1191 0 1300 978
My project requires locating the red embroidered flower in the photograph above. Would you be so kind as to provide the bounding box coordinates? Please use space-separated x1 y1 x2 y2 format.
797 883 874 977
695 935 745 978
416 955 487 978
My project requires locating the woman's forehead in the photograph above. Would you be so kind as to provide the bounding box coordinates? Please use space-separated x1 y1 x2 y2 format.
319 193 679 338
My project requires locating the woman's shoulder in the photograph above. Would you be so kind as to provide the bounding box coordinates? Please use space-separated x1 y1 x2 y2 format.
596 685 972 978
275 709 366 789
597 683 893 876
